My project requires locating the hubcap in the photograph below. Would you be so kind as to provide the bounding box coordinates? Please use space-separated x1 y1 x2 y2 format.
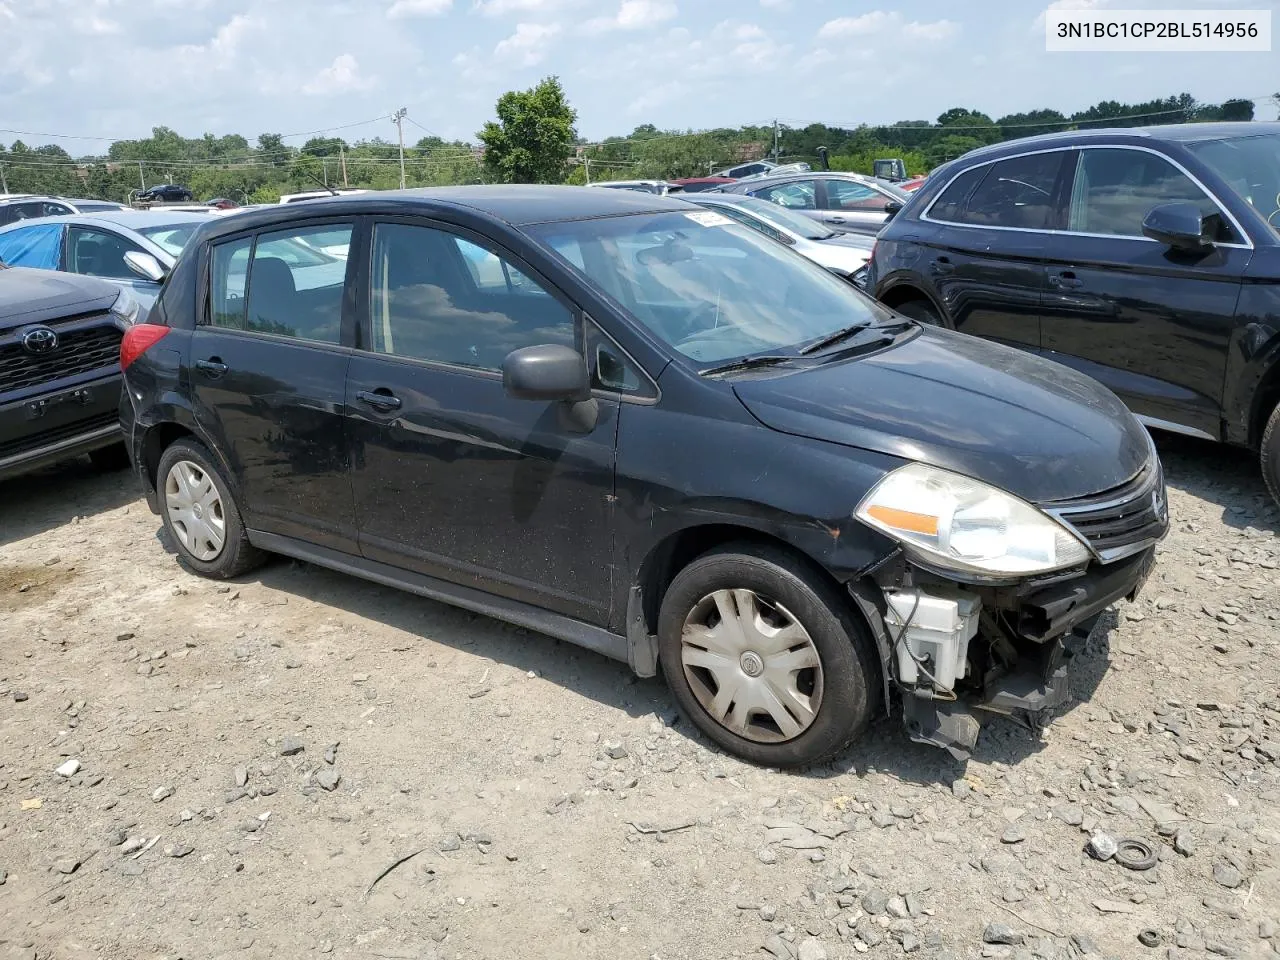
680 588 824 744
164 460 226 562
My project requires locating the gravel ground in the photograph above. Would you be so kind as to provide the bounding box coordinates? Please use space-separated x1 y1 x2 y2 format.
1 433 1278 960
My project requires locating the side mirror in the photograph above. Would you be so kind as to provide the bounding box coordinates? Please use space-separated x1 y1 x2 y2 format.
124 250 168 283
1142 202 1210 251
884 200 904 217
502 344 590 402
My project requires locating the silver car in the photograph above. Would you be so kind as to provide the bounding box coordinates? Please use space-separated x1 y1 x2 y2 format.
687 193 874 280
0 210 212 311
714 172 911 236
0 194 130 227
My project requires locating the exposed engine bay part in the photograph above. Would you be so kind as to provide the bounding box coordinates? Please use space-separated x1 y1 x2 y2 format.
884 586 980 694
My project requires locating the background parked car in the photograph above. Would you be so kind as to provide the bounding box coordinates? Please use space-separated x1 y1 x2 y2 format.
0 210 213 311
588 179 682 195
0 261 139 480
0 195 130 226
687 193 874 280
203 197 239 210
715 172 911 235
136 184 193 203
712 159 777 179
668 177 737 193
867 120 1280 506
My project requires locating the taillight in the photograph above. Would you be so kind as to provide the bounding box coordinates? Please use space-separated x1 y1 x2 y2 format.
120 323 170 370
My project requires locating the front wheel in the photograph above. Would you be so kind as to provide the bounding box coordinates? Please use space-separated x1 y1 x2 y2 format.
156 439 265 579
657 544 880 768
893 298 945 327
1261 402 1280 509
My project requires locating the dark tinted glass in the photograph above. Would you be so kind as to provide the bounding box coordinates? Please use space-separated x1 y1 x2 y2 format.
928 167 986 222
959 152 1065 229
68 227 143 280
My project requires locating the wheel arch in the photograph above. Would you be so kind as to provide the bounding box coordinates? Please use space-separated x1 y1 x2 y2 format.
876 279 946 318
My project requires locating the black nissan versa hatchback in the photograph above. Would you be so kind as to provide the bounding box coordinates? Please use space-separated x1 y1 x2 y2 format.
119 187 1167 766
867 122 1280 507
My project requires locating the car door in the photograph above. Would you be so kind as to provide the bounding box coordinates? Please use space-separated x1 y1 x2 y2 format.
64 225 158 303
344 219 618 625
820 178 893 235
1038 146 1249 439
189 219 359 551
750 179 824 228
914 149 1072 350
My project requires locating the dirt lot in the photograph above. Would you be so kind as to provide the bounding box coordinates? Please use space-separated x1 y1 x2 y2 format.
1 434 1278 960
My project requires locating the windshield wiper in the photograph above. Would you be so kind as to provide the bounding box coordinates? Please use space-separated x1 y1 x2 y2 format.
700 354 797 377
798 321 874 355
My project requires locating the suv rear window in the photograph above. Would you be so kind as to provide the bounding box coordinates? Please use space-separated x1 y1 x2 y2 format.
932 152 1066 229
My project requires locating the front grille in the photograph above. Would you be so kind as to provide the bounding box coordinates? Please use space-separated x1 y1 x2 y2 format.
0 324 123 394
0 411 119 461
1043 458 1168 561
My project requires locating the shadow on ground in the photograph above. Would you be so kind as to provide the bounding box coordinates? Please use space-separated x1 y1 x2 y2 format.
0 459 139 547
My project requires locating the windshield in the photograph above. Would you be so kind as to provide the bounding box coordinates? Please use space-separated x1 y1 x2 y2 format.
137 222 202 258
733 196 836 240
1187 133 1280 235
527 210 890 364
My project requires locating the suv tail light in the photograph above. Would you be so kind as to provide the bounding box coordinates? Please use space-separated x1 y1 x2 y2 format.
120 323 170 370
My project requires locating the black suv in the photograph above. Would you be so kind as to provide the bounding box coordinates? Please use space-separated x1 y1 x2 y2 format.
1 263 141 480
137 184 194 203
119 186 1165 767
867 122 1280 506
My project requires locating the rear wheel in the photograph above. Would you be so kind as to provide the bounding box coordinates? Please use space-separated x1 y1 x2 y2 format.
156 439 265 579
657 544 880 768
893 298 945 327
1261 402 1280 509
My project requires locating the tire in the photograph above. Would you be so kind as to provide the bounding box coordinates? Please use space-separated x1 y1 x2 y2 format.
89 442 131 472
893 298 945 327
156 438 265 579
1261 401 1280 509
657 543 881 768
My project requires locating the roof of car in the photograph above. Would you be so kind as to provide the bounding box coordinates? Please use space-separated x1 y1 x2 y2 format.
194 186 690 238
956 121 1280 163
0 210 215 234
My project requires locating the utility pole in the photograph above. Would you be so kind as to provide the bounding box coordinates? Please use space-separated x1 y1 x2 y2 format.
340 147 349 187
322 158 328 186
392 107 408 190
584 158 591 184
772 119 780 162
0 162 7 194
138 160 146 191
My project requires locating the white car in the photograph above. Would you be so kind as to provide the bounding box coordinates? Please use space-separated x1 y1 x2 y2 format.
687 193 874 281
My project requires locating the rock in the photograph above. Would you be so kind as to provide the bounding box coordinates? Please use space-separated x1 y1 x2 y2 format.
13 691 28 703
952 780 971 800
756 848 777 864
983 923 1024 946
151 785 174 803
53 857 79 874
759 904 776 922
120 836 147 855
1071 934 1099 955
323 744 338 765
106 829 126 847
870 811 895 828
1001 826 1025 844
1204 941 1240 958
0 869 6 885
862 889 890 915
1213 861 1244 888
1087 831 1118 861
797 937 826 960
314 769 340 792
901 933 921 954
1174 828 1197 857
890 803 916 819
762 936 792 960
439 835 461 852
1092 899 1136 914
886 896 910 919
603 740 627 760
1179 747 1204 763
279 737 304 756
233 766 248 788
55 758 80 778
856 920 883 947
1053 805 1084 826
1258 919 1276 940
931 831 958 845
164 844 193 859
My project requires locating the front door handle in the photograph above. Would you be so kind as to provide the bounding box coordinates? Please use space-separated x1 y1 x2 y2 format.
356 389 402 411
195 357 228 377
825 215 847 224
1048 270 1083 289
929 256 954 276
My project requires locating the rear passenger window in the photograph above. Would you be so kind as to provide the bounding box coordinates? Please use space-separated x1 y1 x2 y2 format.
0 223 62 269
928 167 986 222
956 153 1066 229
367 222 576 371
209 237 252 329
756 181 817 210
1067 148 1233 241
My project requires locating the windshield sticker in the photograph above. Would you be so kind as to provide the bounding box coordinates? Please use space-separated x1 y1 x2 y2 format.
684 210 734 228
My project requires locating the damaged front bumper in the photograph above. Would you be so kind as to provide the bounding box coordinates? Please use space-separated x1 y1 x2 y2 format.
851 545 1157 760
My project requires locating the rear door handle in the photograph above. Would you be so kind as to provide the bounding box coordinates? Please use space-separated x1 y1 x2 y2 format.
929 256 954 276
356 389 402 411
1048 270 1083 289
195 358 228 377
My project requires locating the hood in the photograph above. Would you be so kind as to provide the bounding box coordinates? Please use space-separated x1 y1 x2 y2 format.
733 326 1152 503
818 232 876 251
0 267 120 330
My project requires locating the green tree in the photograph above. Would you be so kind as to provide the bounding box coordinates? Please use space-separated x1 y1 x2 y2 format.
478 76 578 184
996 109 1068 140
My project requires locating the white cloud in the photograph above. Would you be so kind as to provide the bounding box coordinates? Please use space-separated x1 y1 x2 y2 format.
818 11 956 43
303 53 375 94
493 22 561 65
585 0 676 33
474 0 560 14
1032 0 1110 31
387 0 452 18
72 14 120 35
759 0 790 8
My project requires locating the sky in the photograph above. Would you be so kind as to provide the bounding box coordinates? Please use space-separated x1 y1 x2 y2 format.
1 0 1277 152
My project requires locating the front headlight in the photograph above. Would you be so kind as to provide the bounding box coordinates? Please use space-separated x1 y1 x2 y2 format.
855 462 1091 576
110 287 141 325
